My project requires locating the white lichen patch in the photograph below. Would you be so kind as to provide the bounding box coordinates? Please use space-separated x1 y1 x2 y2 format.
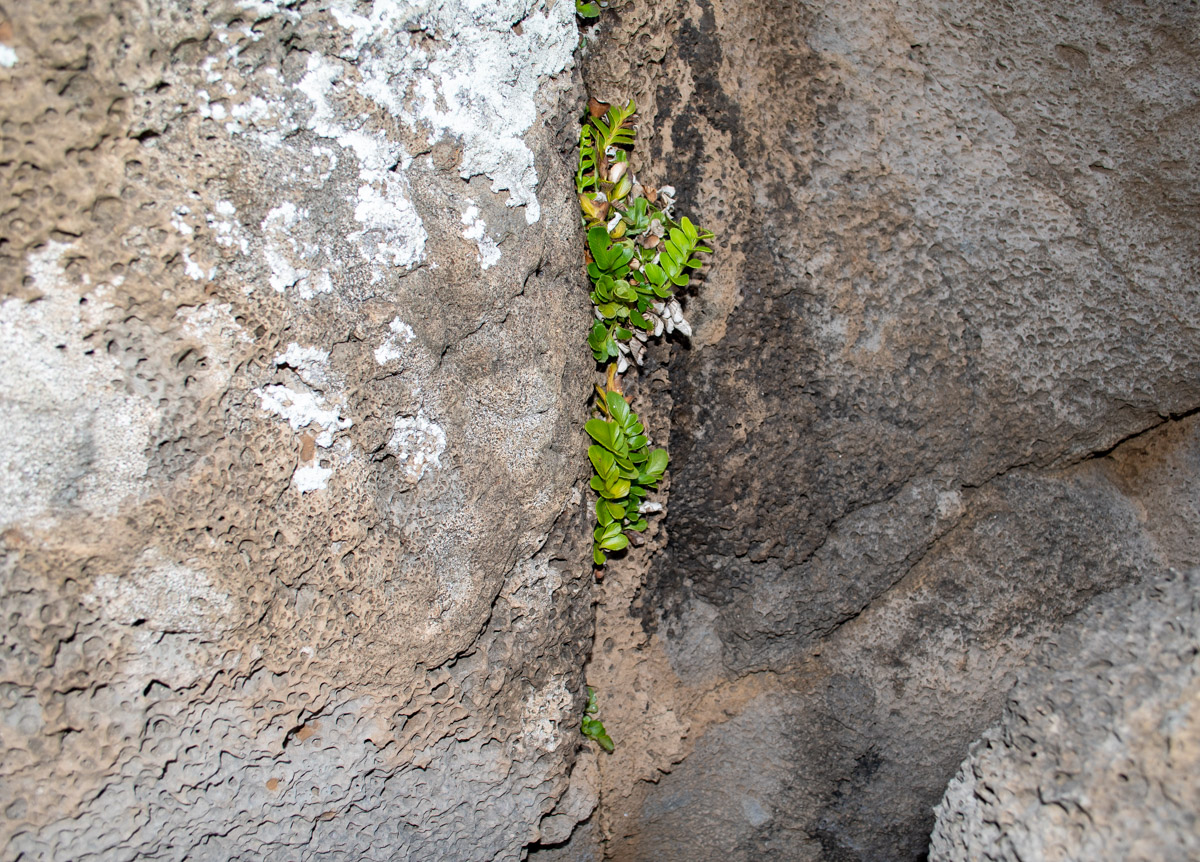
297 52 427 274
171 205 195 236
388 412 446 483
461 203 501 270
208 200 251 253
274 343 331 387
89 549 234 633
293 463 334 493
0 243 158 529
326 0 576 224
256 345 353 492
374 317 417 365
521 678 574 753
255 385 351 447
0 45 16 69
261 201 310 292
352 179 426 273
182 248 214 281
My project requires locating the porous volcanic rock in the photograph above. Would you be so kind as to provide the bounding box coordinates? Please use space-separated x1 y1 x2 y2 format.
569 0 1200 857
0 1 594 859
930 567 1200 862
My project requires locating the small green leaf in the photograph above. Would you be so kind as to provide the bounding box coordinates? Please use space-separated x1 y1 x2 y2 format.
605 391 631 424
613 243 635 269
588 225 612 262
600 533 629 552
595 498 613 526
646 448 669 475
585 418 617 449
588 445 617 479
601 478 631 499
576 1 601 18
611 173 632 201
593 547 607 566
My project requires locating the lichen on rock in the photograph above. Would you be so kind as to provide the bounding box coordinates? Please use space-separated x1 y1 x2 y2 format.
0 0 593 858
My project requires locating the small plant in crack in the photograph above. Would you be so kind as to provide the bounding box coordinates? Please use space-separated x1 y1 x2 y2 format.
581 686 614 752
577 97 716 568
587 388 668 566
575 0 602 19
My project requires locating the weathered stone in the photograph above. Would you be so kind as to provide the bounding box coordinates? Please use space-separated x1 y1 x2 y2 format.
0 1 593 858
571 0 1200 857
603 443 1195 860
930 567 1200 862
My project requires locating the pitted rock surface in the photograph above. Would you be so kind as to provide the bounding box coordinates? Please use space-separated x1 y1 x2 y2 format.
930 567 1200 862
569 0 1200 858
0 1 593 859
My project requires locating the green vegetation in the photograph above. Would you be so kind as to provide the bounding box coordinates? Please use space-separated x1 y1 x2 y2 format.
576 98 715 569
587 389 668 566
574 95 715 752
581 686 614 752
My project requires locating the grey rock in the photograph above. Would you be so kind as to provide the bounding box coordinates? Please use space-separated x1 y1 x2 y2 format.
609 459 1176 861
572 0 1200 857
930 568 1200 862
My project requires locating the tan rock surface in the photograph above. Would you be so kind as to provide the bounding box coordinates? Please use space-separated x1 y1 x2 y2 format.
0 1 594 858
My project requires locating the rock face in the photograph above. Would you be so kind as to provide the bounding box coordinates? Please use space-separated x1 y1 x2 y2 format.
930 567 1200 862
568 0 1200 858
0 1 594 859
4 0 1199 858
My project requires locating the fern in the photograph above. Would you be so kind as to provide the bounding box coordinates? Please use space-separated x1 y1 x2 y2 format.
590 100 637 157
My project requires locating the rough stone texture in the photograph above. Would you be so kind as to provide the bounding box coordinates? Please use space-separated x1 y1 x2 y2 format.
567 0 1200 858
930 567 1200 862
0 1 595 859
594 438 1199 861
